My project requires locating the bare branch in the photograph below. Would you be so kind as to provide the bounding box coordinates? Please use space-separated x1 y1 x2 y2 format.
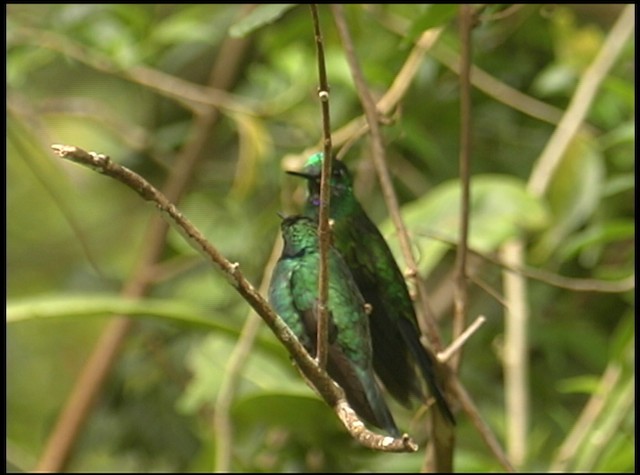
11 26 254 116
330 5 454 471
527 4 635 197
451 378 516 472
309 4 333 370
438 316 486 364
420 230 635 294
451 3 475 371
330 6 521 471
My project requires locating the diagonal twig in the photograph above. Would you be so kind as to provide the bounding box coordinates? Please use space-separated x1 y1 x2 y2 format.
330 5 455 472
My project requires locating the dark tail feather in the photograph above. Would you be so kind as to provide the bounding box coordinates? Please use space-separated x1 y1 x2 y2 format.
356 367 401 438
399 319 456 425
328 350 401 437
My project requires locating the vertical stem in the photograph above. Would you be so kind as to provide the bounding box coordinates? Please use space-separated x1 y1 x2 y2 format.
309 4 333 369
451 3 473 371
501 240 529 468
503 4 635 468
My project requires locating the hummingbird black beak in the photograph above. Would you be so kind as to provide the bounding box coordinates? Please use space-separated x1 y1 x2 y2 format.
286 170 318 180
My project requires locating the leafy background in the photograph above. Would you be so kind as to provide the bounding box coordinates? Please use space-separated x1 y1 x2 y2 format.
7 4 634 472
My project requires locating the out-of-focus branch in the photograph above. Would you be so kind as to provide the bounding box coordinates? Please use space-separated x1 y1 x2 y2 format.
451 378 516 472
550 362 622 471
527 4 635 197
282 27 444 169
35 25 254 472
501 4 635 468
10 27 254 115
501 239 529 468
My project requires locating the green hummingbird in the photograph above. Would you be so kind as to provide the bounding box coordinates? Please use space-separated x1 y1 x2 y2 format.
287 153 455 425
268 215 400 437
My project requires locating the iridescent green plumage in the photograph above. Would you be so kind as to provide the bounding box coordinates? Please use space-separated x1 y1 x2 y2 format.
287 153 455 425
268 215 400 437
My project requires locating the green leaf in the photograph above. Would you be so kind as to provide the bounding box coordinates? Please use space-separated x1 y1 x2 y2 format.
7 294 236 334
381 174 549 276
557 219 634 262
229 4 297 38
151 5 229 45
557 375 600 394
177 334 305 414
404 4 458 44
232 393 343 438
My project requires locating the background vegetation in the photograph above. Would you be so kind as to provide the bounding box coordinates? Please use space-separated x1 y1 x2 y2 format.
7 4 634 472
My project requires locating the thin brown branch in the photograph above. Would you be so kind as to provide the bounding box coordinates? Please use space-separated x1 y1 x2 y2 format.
421 230 635 294
11 26 254 116
282 27 444 170
517 268 635 293
451 378 516 472
330 5 454 471
451 4 474 372
330 6 522 471
527 3 635 197
51 144 418 454
329 5 445 348
309 3 333 370
437 316 486 364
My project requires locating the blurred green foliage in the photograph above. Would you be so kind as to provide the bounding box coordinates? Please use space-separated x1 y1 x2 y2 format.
7 4 634 472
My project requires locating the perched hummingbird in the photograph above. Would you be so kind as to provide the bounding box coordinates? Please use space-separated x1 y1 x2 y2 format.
287 153 455 425
268 215 400 437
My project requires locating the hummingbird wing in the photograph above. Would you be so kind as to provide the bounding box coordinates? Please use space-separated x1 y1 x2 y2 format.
286 249 399 437
332 210 423 407
268 255 313 349
335 200 455 424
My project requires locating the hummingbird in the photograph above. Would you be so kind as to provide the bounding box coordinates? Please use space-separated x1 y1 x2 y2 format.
268 214 400 437
287 152 455 425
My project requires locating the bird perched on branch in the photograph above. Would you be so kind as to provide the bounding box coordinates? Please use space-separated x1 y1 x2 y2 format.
287 152 455 425
268 214 400 437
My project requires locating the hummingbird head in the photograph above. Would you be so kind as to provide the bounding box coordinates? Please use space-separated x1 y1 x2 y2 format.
286 152 354 200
